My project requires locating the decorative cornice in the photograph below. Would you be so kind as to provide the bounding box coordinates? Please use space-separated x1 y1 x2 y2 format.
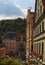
34 36 45 42
34 30 45 38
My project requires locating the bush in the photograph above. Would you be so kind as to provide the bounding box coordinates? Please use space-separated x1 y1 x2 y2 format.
0 57 25 65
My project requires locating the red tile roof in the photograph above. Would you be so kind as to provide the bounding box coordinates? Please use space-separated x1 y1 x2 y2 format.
42 0 45 8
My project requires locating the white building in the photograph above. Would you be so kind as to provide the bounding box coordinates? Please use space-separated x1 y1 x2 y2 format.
33 0 45 65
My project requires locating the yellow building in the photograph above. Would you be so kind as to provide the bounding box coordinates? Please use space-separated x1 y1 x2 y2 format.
33 0 45 65
26 9 34 65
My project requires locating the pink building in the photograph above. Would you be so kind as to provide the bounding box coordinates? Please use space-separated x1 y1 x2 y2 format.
2 32 17 56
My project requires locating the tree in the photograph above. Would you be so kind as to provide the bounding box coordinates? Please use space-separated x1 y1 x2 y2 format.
0 18 26 36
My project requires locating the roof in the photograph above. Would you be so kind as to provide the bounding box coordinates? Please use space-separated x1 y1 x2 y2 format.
28 9 35 14
35 0 45 12
2 32 16 40
2 32 26 41
30 12 35 14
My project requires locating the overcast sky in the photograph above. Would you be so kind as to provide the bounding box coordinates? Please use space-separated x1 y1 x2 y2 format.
0 0 35 20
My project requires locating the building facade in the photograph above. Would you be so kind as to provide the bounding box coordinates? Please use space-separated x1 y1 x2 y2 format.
33 0 45 65
16 33 26 60
26 9 34 65
2 32 17 56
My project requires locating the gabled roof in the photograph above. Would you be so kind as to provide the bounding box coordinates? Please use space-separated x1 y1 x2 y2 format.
42 0 45 8
35 0 45 14
2 32 16 40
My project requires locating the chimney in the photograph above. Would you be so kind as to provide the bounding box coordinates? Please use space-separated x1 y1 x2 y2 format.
28 9 30 14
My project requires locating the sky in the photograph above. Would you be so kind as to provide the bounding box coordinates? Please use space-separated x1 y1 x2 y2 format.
0 0 35 20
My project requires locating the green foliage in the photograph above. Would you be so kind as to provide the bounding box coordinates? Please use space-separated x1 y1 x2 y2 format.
0 57 25 65
0 18 26 36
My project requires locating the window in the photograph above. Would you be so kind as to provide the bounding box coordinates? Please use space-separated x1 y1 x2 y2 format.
6 42 8 45
38 43 39 54
40 5 42 14
38 9 39 17
40 25 41 33
38 27 39 34
42 42 44 55
29 23 30 38
42 22 44 32
37 43 38 53
39 43 40 54
33 44 35 51
35 44 37 52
